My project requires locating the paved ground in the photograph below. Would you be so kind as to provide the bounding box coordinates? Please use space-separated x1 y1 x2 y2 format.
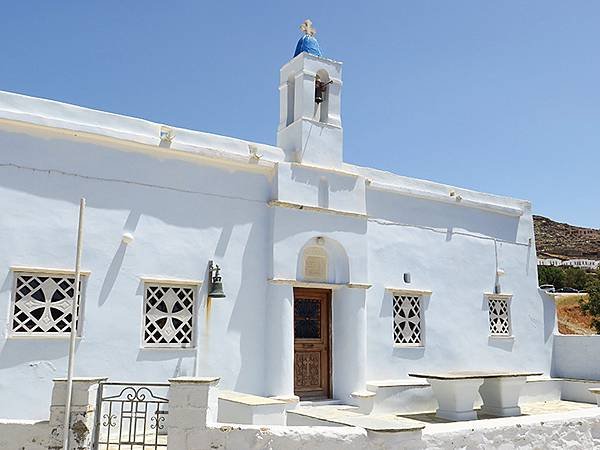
397 400 596 425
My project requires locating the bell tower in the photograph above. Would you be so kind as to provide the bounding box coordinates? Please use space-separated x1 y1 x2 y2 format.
277 20 343 168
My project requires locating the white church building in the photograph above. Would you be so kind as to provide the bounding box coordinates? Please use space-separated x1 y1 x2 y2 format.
0 24 589 439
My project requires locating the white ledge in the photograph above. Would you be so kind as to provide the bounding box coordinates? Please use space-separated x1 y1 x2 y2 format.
140 276 202 286
169 376 220 385
394 343 425 349
489 334 515 340
290 161 359 178
540 289 587 299
386 287 432 296
268 200 367 218
367 179 524 217
219 390 285 406
269 278 371 290
347 282 372 289
10 266 91 276
484 293 513 300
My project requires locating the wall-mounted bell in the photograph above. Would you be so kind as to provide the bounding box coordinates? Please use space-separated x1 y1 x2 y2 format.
314 79 332 104
208 260 226 298
315 87 324 104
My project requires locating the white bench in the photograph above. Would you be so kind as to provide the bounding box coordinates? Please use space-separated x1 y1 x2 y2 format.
409 371 542 421
590 388 600 406
217 390 287 425
365 379 434 414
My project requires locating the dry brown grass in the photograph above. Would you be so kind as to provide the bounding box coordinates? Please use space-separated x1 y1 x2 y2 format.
555 294 597 335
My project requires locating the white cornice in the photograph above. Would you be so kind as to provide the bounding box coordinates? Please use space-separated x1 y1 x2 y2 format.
140 276 202 287
268 200 367 218
269 279 371 290
385 287 432 296
0 90 532 214
11 266 91 276
367 179 524 217
484 292 513 300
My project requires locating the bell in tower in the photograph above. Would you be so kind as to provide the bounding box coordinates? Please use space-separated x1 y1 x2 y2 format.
277 20 343 168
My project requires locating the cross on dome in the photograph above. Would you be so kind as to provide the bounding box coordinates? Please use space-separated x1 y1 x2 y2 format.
300 19 316 37
294 19 322 58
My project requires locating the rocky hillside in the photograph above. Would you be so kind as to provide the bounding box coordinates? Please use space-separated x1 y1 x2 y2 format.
534 215 600 260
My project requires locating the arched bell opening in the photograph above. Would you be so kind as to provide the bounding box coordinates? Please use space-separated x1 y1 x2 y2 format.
315 69 331 124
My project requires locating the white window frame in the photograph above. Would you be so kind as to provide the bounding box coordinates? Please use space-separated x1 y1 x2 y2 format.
485 293 513 338
8 267 90 338
391 290 425 348
140 277 201 349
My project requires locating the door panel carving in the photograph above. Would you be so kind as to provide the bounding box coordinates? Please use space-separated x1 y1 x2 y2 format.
293 288 331 399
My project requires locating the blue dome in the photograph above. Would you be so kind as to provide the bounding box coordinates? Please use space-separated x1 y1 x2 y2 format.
294 35 322 58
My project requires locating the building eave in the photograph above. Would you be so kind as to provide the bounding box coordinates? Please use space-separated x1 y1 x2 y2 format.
0 89 532 216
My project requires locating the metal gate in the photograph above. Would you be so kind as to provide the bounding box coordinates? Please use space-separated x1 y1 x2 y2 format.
92 382 169 450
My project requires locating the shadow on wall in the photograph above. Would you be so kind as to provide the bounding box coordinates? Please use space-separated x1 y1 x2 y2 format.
0 339 76 370
290 165 358 193
98 210 141 306
0 129 273 384
366 189 520 243
228 220 270 393
272 210 368 244
0 130 270 230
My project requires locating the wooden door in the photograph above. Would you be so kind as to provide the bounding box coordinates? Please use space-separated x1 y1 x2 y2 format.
293 288 331 399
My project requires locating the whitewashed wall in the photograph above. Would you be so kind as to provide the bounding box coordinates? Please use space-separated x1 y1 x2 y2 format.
364 188 555 380
0 124 273 419
0 101 554 420
553 335 600 380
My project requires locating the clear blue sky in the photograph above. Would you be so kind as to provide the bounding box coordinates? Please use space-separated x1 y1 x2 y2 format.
1 1 598 227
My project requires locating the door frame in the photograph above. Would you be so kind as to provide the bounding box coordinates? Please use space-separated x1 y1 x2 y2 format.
293 287 332 400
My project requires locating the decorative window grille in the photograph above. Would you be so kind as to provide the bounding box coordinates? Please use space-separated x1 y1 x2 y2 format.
488 297 511 336
393 294 422 345
10 271 85 336
143 283 196 348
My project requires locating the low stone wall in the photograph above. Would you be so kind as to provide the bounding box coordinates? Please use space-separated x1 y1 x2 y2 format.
183 409 600 449
553 334 600 380
168 376 600 449
422 408 600 449
0 419 49 450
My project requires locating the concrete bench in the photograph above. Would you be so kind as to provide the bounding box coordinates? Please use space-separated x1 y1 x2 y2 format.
217 390 287 425
365 379 435 414
589 388 600 406
519 376 562 403
409 371 542 421
560 378 600 404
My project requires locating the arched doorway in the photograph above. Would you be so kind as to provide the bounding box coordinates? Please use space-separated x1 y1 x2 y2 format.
293 237 349 399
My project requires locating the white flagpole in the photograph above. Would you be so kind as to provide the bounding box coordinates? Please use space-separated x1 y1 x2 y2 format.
63 198 86 450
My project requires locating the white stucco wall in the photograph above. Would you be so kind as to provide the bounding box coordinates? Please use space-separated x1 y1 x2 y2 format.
364 188 554 380
0 87 555 420
0 124 273 419
553 335 600 380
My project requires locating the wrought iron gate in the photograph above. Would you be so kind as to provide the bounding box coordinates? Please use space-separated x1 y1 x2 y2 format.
92 382 169 450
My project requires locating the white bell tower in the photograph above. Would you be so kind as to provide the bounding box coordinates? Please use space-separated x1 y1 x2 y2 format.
277 21 343 168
